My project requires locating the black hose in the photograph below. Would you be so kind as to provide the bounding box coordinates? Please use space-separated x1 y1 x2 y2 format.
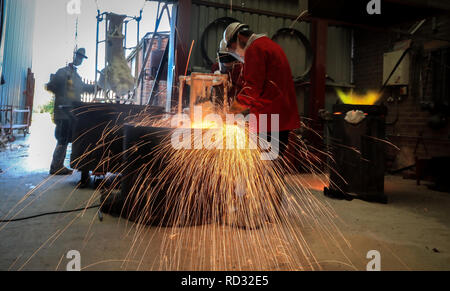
272 28 314 83
0 205 101 223
200 17 239 68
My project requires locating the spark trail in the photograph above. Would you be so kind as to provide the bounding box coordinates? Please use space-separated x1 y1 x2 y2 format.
1 105 355 271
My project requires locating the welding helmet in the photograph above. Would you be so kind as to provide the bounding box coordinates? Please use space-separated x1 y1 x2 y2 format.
217 40 244 68
223 22 249 48
217 40 238 63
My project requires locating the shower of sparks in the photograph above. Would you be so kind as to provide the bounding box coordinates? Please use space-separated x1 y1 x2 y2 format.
102 113 352 271
1 103 356 271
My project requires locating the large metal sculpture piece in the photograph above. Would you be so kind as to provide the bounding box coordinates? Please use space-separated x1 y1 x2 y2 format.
98 13 134 97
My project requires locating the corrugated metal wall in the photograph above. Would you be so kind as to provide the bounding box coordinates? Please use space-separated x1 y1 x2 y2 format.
0 0 36 109
189 0 309 77
325 26 353 112
187 0 352 90
327 26 352 85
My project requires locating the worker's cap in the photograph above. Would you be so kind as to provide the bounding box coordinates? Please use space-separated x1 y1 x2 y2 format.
74 48 88 59
223 22 249 48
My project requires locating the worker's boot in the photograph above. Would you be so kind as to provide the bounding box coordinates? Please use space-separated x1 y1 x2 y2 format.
50 144 73 175
78 170 91 189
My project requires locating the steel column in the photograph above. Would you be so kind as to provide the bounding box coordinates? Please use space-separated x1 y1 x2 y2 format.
309 19 328 123
166 4 177 112
175 0 191 78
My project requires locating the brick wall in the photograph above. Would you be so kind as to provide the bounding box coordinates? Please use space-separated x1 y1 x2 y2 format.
131 35 169 106
353 30 392 91
353 16 450 169
140 80 167 107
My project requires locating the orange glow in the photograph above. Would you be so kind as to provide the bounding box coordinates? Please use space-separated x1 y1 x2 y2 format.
187 122 249 149
336 89 381 105
190 120 219 129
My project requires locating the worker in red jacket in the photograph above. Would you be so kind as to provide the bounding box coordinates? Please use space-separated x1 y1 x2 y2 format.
223 22 300 158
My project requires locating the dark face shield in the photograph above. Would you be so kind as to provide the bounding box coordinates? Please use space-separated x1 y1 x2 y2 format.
218 52 242 73
218 53 238 64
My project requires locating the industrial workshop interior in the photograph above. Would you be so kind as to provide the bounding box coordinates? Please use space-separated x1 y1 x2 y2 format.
0 0 449 277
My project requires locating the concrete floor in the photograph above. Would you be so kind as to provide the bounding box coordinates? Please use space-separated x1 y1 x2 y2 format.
0 114 449 271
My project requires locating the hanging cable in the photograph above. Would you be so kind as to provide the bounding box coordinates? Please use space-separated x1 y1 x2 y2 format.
140 0 147 12
74 16 79 51
289 10 309 29
94 0 101 11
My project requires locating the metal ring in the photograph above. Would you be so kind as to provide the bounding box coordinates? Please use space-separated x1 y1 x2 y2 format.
272 28 314 83
200 17 239 68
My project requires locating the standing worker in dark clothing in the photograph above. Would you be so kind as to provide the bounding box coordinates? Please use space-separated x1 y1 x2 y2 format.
46 48 95 176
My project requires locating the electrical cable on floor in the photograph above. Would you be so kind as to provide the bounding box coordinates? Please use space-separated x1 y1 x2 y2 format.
0 205 101 223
